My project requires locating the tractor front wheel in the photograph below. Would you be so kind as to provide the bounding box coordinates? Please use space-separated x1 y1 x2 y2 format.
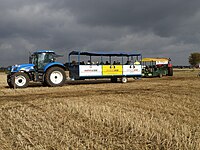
159 73 163 78
45 67 66 87
10 72 30 88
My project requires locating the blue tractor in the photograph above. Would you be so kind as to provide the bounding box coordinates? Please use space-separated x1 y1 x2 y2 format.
7 50 67 88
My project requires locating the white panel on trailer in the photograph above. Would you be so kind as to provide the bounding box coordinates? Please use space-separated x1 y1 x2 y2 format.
133 65 142 75
123 65 134 75
79 65 102 77
123 65 142 75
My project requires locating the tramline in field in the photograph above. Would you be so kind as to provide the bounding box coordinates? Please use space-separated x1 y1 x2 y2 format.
6 50 142 88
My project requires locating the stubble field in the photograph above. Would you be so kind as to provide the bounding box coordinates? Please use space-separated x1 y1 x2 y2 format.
0 70 200 150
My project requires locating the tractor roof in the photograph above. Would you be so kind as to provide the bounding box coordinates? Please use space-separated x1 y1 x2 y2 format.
34 50 55 54
33 50 63 57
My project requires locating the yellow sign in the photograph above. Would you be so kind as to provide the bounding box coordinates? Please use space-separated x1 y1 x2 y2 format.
102 65 122 75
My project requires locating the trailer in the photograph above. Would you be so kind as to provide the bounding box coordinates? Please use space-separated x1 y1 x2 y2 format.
68 51 142 83
142 57 173 77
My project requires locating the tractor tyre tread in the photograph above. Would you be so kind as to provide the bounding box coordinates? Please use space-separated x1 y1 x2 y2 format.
10 72 30 88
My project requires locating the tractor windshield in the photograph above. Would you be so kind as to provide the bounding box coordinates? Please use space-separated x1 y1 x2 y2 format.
30 54 37 65
30 52 55 69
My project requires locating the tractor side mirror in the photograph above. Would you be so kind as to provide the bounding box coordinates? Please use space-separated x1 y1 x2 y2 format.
29 56 33 64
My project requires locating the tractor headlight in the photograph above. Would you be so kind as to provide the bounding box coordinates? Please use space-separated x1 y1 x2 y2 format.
12 64 20 72
5 66 12 74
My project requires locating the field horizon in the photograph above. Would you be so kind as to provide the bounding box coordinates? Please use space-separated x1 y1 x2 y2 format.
0 70 200 149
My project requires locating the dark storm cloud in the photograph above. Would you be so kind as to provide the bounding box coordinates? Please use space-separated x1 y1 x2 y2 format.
61 0 200 36
0 0 200 66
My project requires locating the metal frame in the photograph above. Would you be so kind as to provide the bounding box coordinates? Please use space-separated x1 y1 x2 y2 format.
68 51 142 80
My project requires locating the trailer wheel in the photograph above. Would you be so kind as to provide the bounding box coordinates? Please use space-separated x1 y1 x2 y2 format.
10 72 30 88
45 67 66 87
111 77 118 83
42 81 48 87
121 77 128 83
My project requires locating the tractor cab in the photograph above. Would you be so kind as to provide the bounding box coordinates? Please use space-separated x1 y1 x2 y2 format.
29 50 57 71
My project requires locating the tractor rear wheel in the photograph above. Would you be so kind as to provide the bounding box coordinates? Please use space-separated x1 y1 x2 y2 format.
45 67 66 87
168 67 173 76
10 72 30 88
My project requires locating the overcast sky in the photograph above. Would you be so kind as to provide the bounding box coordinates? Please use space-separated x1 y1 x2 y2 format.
0 0 200 66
